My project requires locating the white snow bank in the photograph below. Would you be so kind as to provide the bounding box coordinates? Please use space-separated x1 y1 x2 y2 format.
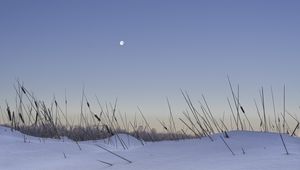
81 133 144 150
100 133 144 149
0 126 299 170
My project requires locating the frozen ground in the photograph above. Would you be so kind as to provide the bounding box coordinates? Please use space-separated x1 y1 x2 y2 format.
0 126 299 170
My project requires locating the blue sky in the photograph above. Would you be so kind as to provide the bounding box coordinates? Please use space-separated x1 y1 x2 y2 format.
1 0 300 123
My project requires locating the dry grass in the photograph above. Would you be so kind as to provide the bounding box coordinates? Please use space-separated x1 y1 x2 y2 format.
1 80 299 143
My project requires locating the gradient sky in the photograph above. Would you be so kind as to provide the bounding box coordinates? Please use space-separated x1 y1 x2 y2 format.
1 0 300 125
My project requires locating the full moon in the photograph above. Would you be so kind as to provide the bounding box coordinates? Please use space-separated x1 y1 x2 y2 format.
120 41 125 46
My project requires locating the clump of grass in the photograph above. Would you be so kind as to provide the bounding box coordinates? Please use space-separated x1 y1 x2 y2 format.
0 80 299 144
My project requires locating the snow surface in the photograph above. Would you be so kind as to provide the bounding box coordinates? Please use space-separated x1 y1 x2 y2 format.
0 126 299 170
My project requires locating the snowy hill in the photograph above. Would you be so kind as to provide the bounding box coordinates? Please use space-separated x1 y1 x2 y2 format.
0 126 299 170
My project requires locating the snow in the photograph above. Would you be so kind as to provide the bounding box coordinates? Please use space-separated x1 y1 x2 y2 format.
0 126 299 170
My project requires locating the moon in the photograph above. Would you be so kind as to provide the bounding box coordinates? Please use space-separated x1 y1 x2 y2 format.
120 41 125 46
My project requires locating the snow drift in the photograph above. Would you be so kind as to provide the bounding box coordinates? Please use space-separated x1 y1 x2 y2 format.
0 126 299 170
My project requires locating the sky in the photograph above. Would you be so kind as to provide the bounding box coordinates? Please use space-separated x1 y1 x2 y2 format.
1 0 300 127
